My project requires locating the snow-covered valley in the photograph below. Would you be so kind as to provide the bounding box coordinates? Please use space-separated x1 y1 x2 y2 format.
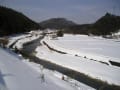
0 31 96 90
0 47 86 90
0 31 120 90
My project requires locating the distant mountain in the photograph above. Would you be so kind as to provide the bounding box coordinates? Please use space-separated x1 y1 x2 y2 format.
39 18 76 29
90 13 120 35
0 6 41 36
64 13 120 35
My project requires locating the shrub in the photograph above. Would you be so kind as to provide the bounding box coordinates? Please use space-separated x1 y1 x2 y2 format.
57 30 64 37
0 38 8 47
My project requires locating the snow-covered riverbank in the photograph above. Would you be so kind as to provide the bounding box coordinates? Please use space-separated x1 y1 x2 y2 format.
1 31 96 90
35 34 120 85
42 34 120 65
7 31 43 49
0 47 84 90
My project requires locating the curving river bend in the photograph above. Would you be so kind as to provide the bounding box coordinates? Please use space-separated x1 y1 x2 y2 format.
18 35 120 90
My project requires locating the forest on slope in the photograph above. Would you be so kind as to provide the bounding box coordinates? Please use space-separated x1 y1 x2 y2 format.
40 13 120 36
64 13 120 35
0 6 41 36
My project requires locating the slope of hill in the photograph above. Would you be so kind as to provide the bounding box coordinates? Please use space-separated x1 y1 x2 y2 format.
39 18 76 29
0 6 40 36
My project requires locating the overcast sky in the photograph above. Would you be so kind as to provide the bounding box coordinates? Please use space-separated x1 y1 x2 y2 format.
1 0 120 24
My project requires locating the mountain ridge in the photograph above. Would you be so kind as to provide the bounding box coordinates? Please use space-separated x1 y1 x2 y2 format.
64 13 120 35
39 18 76 29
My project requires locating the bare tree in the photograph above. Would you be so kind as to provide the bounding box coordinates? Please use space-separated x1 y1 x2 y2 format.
39 65 45 83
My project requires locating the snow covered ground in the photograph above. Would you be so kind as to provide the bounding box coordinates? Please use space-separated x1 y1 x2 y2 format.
42 34 120 65
0 32 95 90
3 32 120 89
0 47 95 90
7 34 31 48
35 34 120 85
7 31 42 49
13 35 41 49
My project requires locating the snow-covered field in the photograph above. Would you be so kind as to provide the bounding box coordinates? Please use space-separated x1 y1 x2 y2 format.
0 31 96 90
0 48 95 90
1 31 120 89
35 34 120 85
42 34 120 65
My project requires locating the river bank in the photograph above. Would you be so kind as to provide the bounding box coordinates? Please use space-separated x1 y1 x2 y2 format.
16 36 120 90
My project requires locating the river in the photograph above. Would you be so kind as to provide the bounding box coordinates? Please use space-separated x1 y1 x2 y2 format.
19 35 119 90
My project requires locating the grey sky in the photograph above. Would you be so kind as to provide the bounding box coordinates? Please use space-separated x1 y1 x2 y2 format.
1 0 120 24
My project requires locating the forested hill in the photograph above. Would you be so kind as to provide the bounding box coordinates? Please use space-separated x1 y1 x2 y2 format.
39 18 76 29
0 6 40 36
64 13 120 35
91 13 120 35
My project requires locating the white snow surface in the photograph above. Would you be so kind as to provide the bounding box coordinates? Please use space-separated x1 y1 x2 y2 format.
35 34 120 85
13 35 40 49
7 33 42 50
43 34 120 64
0 48 83 90
7 30 43 49
23 59 95 90
7 34 31 48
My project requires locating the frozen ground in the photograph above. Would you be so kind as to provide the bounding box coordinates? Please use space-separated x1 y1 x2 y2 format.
0 47 94 90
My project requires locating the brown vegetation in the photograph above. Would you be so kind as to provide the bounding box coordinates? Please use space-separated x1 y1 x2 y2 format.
0 38 8 47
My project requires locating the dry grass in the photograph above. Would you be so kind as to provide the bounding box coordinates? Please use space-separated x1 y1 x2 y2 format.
0 38 9 47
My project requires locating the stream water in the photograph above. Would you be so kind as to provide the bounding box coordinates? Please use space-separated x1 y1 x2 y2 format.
19 36 118 90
